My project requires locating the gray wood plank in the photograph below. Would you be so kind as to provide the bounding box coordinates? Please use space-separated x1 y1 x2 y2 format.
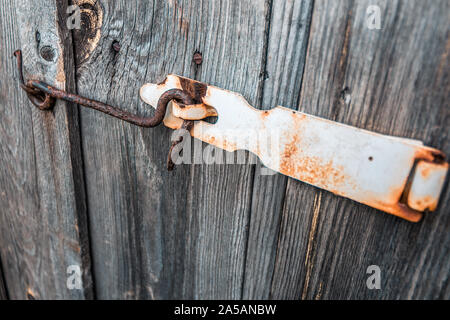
74 0 180 299
181 0 270 299
74 0 271 299
242 0 314 299
0 261 7 299
0 0 93 299
0 284 6 301
270 0 450 299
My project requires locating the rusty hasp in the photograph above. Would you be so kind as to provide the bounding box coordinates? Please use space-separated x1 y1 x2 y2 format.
15 47 447 223
140 75 449 222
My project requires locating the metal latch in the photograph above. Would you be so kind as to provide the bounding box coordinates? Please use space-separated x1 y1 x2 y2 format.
15 49 447 222
140 75 448 222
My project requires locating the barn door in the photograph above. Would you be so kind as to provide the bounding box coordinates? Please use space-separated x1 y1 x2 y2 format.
0 0 448 300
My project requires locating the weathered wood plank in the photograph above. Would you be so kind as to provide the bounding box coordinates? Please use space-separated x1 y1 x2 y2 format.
0 0 93 299
73 0 272 299
0 261 7 299
181 1 270 299
0 0 446 300
270 0 450 299
74 0 181 299
242 0 314 299
0 284 6 301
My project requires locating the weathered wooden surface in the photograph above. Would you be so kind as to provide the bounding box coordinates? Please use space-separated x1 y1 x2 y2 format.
269 0 450 299
0 0 448 300
243 0 314 299
73 0 271 299
0 0 92 299
0 282 6 300
177 0 268 299
74 0 195 299
0 262 7 299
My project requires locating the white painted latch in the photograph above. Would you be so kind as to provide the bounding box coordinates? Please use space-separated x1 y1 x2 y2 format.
140 75 448 222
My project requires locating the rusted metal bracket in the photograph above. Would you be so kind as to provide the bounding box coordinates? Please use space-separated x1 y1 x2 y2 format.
140 75 448 222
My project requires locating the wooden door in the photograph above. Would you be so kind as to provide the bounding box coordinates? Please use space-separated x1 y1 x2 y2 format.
0 0 448 299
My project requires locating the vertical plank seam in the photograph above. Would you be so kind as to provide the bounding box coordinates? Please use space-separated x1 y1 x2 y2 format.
266 0 316 299
240 0 274 300
0 255 10 299
255 0 273 110
294 0 315 111
329 2 353 122
66 0 97 299
301 191 321 299
264 179 289 299
267 181 288 299
294 1 350 299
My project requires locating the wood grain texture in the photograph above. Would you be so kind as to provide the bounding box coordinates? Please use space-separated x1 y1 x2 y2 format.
180 0 269 299
242 0 314 299
0 0 93 299
1 0 448 300
270 0 450 299
73 0 271 299
74 1 180 299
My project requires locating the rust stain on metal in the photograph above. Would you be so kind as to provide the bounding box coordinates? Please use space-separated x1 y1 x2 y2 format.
411 196 433 211
19 63 447 223
390 204 423 222
420 166 432 179
200 134 238 152
16 52 202 172
14 50 195 128
172 101 217 120
167 120 194 171
178 77 208 103
138 74 449 222
166 76 209 169
407 160 448 212
34 80 193 127
280 135 299 176
282 156 348 189
270 106 443 222
414 147 444 163
360 184 422 222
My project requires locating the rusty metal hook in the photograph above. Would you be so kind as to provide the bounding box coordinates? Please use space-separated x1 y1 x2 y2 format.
14 49 194 169
14 49 194 128
14 50 55 110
